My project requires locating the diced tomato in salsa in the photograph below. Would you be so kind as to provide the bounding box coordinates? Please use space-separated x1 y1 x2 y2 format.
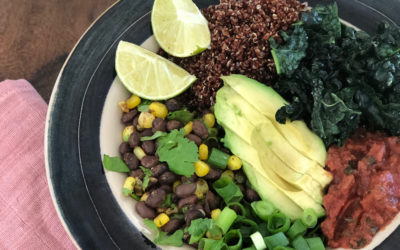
322 130 400 248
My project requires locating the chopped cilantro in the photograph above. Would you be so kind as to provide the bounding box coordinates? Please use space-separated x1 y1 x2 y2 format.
186 218 214 244
141 131 167 141
143 219 184 247
137 100 152 112
157 129 198 177
139 166 152 190
167 109 194 123
103 154 130 172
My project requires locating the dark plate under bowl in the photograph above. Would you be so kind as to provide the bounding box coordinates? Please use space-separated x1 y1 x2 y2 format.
45 0 400 249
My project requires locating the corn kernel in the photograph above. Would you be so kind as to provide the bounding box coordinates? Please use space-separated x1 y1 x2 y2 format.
133 146 146 160
194 160 210 177
122 177 136 196
140 192 149 201
118 101 129 113
183 121 193 135
199 144 209 160
172 180 181 192
211 208 221 220
138 112 155 129
126 95 141 109
227 155 242 171
154 213 170 227
221 170 234 180
195 179 209 199
149 102 168 119
122 125 135 142
203 113 215 128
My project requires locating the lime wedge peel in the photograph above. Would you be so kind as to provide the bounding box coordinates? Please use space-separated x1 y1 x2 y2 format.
151 0 211 58
115 41 197 100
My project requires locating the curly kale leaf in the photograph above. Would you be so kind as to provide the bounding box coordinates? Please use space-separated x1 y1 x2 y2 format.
270 25 308 76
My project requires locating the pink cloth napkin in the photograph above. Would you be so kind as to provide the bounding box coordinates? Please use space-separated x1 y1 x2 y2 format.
0 80 76 249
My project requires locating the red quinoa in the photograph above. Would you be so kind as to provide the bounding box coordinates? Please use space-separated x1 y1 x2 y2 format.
160 0 307 110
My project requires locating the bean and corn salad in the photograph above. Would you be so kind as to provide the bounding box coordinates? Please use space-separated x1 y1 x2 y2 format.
102 94 325 249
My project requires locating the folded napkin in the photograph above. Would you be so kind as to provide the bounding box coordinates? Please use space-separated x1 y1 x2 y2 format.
0 80 76 249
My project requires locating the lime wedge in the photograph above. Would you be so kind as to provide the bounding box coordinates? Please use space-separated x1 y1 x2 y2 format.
151 0 211 57
115 41 196 100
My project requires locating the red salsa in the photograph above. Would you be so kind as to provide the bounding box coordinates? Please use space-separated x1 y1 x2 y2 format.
321 130 400 248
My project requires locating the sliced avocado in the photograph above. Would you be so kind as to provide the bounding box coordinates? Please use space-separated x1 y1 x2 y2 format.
221 74 327 167
223 127 325 218
223 128 303 219
216 86 332 188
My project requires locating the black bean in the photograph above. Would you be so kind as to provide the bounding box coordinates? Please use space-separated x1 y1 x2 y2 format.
121 109 138 123
123 152 139 170
132 116 139 127
245 188 260 202
181 174 197 184
184 208 205 226
204 168 221 181
130 169 144 179
141 128 153 137
165 99 181 112
141 155 159 168
178 195 197 209
152 117 166 132
192 120 208 139
151 164 167 177
159 171 177 185
171 193 179 203
119 142 131 155
160 185 172 193
161 218 183 234
145 189 167 208
167 120 183 132
142 140 155 154
135 201 156 219
129 131 140 148
175 183 197 198
205 191 218 210
185 134 202 146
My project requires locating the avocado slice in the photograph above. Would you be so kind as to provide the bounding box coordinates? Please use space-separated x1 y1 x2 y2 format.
223 128 303 219
216 86 332 188
221 74 326 167
223 127 325 218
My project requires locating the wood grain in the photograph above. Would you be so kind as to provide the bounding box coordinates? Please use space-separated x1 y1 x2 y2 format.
0 0 116 102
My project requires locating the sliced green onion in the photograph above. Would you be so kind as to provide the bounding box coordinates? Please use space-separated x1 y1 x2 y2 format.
213 177 243 204
250 232 267 250
267 213 290 234
208 148 230 169
206 224 223 240
292 236 310 250
251 200 276 221
242 246 257 250
301 208 318 228
287 219 308 240
199 238 226 250
227 202 247 217
215 207 238 234
223 229 243 250
231 217 258 239
263 232 289 250
272 246 294 250
130 193 140 201
258 222 269 237
305 237 325 250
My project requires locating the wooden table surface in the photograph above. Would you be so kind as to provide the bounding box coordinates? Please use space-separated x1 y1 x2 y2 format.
0 0 116 102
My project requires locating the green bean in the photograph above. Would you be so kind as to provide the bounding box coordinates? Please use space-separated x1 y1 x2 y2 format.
223 229 243 250
267 213 290 234
251 200 276 221
215 207 238 234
